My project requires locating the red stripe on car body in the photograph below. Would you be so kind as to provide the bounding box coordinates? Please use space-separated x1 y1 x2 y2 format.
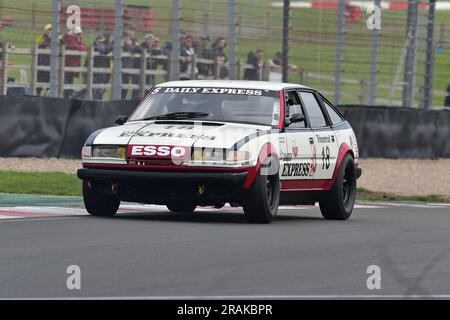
242 142 279 189
82 163 251 173
280 179 333 191
278 90 285 129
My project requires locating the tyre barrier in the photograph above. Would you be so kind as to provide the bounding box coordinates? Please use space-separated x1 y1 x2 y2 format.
0 96 449 159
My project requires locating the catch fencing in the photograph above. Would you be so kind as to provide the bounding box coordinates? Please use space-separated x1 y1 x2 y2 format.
0 44 236 99
0 1 450 107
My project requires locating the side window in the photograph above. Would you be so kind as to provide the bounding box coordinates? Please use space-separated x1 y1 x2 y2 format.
322 99 343 125
298 91 327 128
285 91 306 128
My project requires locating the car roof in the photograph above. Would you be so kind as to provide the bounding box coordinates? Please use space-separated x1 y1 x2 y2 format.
157 80 312 91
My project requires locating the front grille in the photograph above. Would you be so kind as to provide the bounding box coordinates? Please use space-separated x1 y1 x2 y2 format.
127 158 173 166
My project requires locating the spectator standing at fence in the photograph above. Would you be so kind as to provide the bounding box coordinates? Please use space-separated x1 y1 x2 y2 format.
140 33 164 89
0 19 16 90
267 52 298 82
179 31 187 48
35 24 52 96
91 34 113 100
268 52 298 71
62 26 88 98
121 28 140 100
159 31 187 79
244 49 264 81
150 37 164 68
211 37 228 79
195 34 212 77
180 35 196 80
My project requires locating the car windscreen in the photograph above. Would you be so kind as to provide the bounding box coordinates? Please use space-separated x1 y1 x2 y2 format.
128 87 281 126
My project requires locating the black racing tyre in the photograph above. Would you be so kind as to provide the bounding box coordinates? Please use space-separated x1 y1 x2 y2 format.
243 160 280 223
319 153 356 220
82 181 120 217
166 202 196 213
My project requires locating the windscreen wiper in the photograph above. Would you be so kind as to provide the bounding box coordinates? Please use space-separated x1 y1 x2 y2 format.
137 112 210 121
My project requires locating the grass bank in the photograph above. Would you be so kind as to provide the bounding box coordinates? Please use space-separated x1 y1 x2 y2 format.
0 170 448 203
356 188 450 203
0 171 82 196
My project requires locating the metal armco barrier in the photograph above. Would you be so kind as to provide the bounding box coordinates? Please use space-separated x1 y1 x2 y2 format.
0 97 449 159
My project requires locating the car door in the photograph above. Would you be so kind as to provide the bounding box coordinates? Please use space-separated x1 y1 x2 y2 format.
297 90 338 180
280 90 316 181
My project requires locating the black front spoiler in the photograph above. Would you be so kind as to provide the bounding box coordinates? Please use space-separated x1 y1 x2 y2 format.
77 168 248 184
77 168 249 204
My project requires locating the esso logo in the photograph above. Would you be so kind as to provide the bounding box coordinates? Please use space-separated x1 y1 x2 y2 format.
129 145 186 158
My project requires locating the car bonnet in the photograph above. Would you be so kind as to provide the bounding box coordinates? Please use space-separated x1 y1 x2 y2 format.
91 121 271 150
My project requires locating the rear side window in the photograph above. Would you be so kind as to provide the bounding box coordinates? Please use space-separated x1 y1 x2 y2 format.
298 91 327 128
322 99 343 125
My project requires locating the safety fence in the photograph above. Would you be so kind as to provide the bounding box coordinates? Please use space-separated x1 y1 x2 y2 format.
0 44 265 100
4 39 449 107
0 96 449 159
5 39 449 106
2 0 449 107
299 69 450 107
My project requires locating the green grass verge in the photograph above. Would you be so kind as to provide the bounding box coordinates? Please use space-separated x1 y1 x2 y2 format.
0 170 82 196
357 188 450 203
0 170 448 203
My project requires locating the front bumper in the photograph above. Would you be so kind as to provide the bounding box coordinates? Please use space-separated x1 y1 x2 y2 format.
77 168 248 204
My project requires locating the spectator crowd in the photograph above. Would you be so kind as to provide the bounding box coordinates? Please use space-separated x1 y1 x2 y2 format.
31 24 288 100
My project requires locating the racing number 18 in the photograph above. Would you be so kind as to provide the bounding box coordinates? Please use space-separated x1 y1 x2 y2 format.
322 146 330 170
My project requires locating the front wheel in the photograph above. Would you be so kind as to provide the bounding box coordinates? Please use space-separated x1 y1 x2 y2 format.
243 164 280 223
82 181 120 217
319 153 356 220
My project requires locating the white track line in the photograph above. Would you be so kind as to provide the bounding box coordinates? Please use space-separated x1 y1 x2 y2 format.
0 201 448 220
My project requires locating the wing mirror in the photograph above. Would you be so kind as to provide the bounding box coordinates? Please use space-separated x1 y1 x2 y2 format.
115 115 128 126
286 113 306 126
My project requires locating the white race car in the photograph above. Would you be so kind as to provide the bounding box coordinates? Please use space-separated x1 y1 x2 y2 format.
77 80 362 223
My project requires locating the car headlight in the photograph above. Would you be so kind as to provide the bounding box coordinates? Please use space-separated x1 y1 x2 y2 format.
192 148 252 164
81 146 92 158
192 148 226 162
92 145 126 159
227 150 251 162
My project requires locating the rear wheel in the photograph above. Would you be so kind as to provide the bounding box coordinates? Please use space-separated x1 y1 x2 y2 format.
82 181 120 217
166 202 196 213
319 153 356 220
243 161 280 223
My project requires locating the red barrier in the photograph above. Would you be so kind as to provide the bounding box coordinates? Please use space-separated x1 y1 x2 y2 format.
310 1 429 11
345 5 361 23
311 1 338 9
390 1 428 10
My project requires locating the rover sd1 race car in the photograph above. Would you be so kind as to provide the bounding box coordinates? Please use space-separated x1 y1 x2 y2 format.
77 80 362 223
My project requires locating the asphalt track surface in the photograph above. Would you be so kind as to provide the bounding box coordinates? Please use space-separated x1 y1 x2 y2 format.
0 194 449 299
